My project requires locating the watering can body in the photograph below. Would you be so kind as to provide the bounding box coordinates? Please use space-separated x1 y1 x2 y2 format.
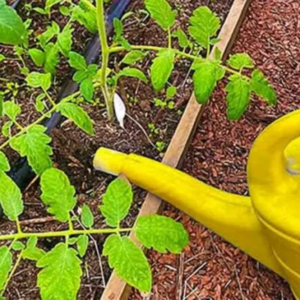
94 110 300 298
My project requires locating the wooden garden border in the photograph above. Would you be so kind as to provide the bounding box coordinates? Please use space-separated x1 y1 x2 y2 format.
101 0 252 298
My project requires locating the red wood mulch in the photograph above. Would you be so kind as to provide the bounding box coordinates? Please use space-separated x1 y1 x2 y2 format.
131 0 299 299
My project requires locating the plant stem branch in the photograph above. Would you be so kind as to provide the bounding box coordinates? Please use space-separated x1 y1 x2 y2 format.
168 28 172 48
1 251 24 295
0 227 133 242
96 0 114 121
109 45 243 77
42 89 56 107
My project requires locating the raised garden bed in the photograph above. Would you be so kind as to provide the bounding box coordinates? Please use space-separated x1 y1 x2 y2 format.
130 0 299 299
0 0 290 299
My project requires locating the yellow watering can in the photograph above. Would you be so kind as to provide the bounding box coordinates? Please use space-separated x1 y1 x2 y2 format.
94 110 300 298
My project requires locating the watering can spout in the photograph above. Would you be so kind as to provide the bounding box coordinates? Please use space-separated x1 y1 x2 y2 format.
94 109 300 299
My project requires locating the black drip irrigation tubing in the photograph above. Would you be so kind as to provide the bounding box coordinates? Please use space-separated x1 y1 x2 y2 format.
1 0 133 216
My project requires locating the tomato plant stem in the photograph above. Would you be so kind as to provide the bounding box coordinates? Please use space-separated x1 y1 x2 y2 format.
109 45 244 77
0 227 133 242
96 0 114 121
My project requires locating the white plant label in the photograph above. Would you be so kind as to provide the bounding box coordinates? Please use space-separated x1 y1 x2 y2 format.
114 93 126 128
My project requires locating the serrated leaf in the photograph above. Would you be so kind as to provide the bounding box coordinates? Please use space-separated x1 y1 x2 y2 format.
0 171 23 221
3 101 21 121
10 125 52 175
81 204 94 228
172 28 190 48
226 74 251 120
45 0 61 14
166 85 177 99
37 243 82 300
117 67 148 83
145 0 176 30
1 121 12 137
103 234 151 292
0 246 12 292
0 151 10 172
57 102 94 135
11 241 25 251
192 60 225 104
151 49 175 91
23 237 46 261
26 72 52 91
0 1 28 45
135 215 188 254
100 177 133 227
113 18 123 41
72 3 97 33
69 51 87 71
44 43 59 75
188 6 220 49
28 48 45 67
77 235 89 258
227 53 254 70
58 24 73 57
121 50 148 65
80 78 94 101
40 168 76 222
250 69 276 105
38 23 58 48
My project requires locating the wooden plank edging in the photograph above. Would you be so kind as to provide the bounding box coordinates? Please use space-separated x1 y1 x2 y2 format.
101 0 251 299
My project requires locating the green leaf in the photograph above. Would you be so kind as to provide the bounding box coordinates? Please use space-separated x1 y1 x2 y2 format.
69 51 87 71
145 0 176 30
44 43 59 75
1 121 12 137
0 151 10 172
103 234 151 292
227 53 254 70
100 177 133 227
226 74 251 120
0 171 23 221
135 215 188 254
113 18 123 41
192 60 225 104
0 246 12 292
77 235 89 258
23 237 46 261
57 102 94 135
0 54 5 62
37 243 82 300
80 78 94 101
26 72 52 91
3 101 21 121
11 241 25 251
188 6 220 49
10 125 52 175
40 168 77 222
117 67 148 83
250 69 276 105
81 204 94 228
166 85 177 99
0 1 28 45
38 23 59 48
35 93 46 112
45 0 61 14
72 3 97 33
58 24 73 57
28 48 45 67
172 28 190 48
121 50 148 65
151 49 175 91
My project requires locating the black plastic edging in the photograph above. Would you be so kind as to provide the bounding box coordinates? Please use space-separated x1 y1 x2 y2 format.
3 0 132 209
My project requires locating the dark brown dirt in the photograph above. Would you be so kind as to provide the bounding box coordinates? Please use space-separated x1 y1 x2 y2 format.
0 0 234 299
135 0 299 299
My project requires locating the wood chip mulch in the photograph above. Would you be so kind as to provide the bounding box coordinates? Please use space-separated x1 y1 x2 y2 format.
131 0 299 299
